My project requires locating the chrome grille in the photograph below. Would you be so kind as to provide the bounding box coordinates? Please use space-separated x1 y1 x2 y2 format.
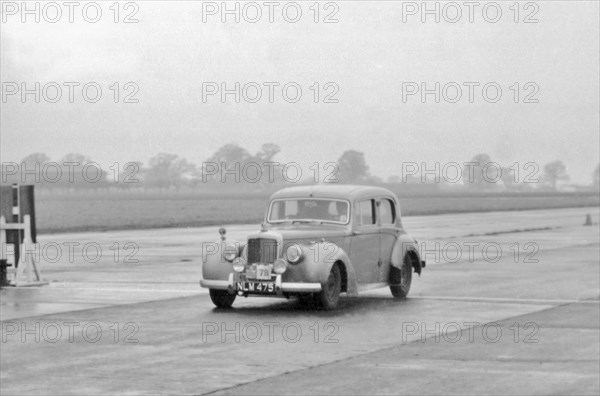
247 238 278 264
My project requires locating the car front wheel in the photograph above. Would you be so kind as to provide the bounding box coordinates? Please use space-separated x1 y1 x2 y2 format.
317 264 342 310
390 255 413 299
209 289 236 308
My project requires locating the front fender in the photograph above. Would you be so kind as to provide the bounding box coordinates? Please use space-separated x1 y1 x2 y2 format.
282 242 359 296
201 239 242 281
391 235 422 275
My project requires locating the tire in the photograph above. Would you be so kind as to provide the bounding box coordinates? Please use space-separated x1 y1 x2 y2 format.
390 255 413 299
316 264 342 310
209 289 236 308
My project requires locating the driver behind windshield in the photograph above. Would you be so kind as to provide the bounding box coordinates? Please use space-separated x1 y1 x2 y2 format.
334 201 348 222
297 200 329 220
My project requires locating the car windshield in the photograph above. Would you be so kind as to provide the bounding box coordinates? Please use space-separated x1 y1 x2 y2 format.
268 199 350 224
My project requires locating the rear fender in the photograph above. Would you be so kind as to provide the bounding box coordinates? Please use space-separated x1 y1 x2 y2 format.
390 235 422 275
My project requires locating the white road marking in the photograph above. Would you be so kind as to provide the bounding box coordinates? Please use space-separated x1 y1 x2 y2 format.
415 295 599 304
45 286 205 294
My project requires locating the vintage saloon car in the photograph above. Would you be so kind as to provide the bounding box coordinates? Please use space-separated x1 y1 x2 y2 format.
200 185 425 309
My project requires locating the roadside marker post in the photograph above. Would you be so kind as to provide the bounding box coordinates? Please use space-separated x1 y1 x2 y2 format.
0 185 47 287
0 215 47 286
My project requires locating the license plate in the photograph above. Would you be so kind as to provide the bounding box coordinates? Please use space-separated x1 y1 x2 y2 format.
256 264 271 280
236 281 275 293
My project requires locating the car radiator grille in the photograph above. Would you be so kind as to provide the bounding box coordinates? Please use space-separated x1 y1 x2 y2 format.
247 238 278 264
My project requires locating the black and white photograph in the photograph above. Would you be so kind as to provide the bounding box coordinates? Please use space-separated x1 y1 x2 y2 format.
1 1 599 394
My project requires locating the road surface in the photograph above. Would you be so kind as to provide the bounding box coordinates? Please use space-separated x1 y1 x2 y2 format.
1 207 598 395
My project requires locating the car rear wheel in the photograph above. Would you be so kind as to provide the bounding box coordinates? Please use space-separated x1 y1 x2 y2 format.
317 264 342 310
209 289 236 308
390 255 413 299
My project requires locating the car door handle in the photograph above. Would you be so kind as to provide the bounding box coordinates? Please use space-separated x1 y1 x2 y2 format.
353 231 362 236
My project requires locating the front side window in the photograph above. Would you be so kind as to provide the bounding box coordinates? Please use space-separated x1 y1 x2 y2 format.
268 199 350 224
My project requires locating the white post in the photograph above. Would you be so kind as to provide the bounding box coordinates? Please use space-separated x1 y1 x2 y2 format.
14 215 46 286
0 216 6 262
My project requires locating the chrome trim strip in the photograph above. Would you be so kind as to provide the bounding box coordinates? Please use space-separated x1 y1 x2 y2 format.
357 282 389 292
281 282 322 292
200 279 230 289
200 273 234 290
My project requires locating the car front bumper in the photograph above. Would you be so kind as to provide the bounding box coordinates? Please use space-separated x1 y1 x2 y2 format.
200 273 322 294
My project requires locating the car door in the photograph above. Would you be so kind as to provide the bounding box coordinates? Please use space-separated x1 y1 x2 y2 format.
349 198 380 284
378 197 401 282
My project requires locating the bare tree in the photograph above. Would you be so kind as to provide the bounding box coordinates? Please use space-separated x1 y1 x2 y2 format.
462 153 498 190
337 150 370 184
57 153 106 190
21 153 50 166
202 143 252 187
146 153 196 191
60 153 92 164
14 153 51 185
543 160 569 190
206 143 252 165
256 143 281 162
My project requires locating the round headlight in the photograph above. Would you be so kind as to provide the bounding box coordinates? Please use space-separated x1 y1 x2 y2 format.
233 257 246 272
285 244 303 264
273 258 288 274
224 243 238 262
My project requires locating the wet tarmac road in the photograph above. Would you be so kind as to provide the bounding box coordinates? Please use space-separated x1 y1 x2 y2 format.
1 207 599 395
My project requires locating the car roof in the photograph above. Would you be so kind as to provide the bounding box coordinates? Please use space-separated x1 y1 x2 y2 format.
269 184 397 201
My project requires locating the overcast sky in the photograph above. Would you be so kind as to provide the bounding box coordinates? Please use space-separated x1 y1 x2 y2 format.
1 1 598 183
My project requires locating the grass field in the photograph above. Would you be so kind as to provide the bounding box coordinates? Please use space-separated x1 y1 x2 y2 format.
33 191 600 234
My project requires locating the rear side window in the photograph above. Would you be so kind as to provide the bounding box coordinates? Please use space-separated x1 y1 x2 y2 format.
379 198 396 225
380 199 396 225
356 199 376 226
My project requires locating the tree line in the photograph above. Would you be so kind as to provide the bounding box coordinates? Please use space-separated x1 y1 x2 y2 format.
1 144 598 193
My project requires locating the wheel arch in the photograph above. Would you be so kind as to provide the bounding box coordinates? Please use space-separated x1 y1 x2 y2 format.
304 242 358 295
391 236 423 275
333 260 348 293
